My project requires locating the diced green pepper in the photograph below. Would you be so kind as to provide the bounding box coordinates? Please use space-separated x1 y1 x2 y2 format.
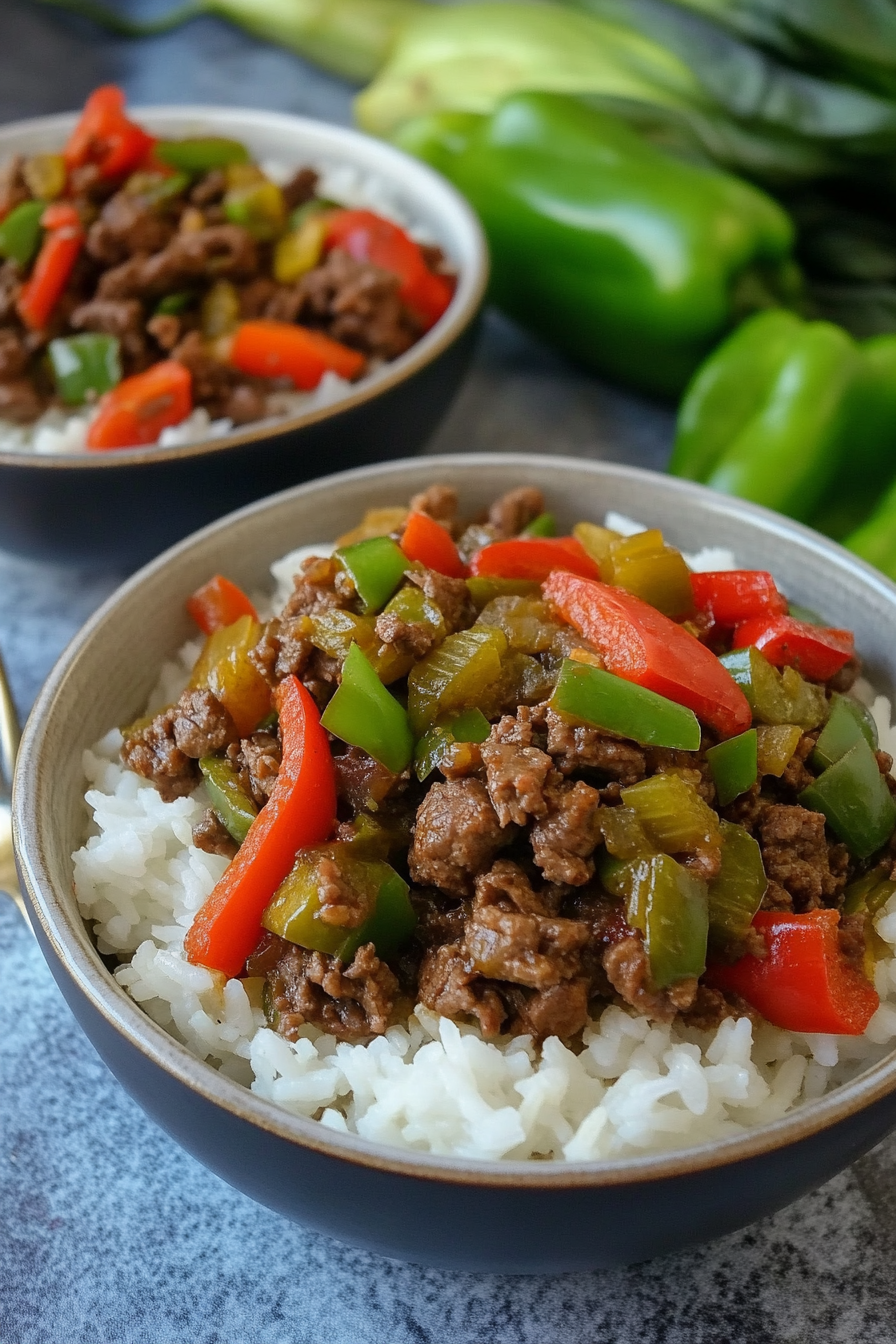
321 643 413 773
124 170 191 205
476 594 559 653
800 738 896 859
602 529 694 619
707 819 766 952
755 723 803 777
155 291 195 316
522 511 556 537
200 278 240 340
550 659 701 750
599 851 708 988
599 805 652 860
621 773 721 855
719 645 828 729
0 199 44 268
465 576 541 610
810 693 877 772
155 137 250 173
572 521 619 568
223 179 286 240
262 844 415 961
288 198 339 231
413 706 490 782
842 868 896 917
787 603 827 626
198 755 258 845
407 626 507 736
47 333 122 406
335 535 409 614
706 729 758 806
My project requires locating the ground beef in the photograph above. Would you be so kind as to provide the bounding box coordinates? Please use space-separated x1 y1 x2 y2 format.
97 224 258 300
0 328 27 379
828 655 861 694
171 688 239 758
0 262 22 324
119 689 235 802
778 733 817 794
291 247 417 360
480 715 553 827
0 377 42 423
145 311 182 352
721 781 769 833
86 191 176 265
192 808 238 859
316 856 376 928
189 169 227 207
759 804 847 911
465 860 589 989
838 911 868 972
488 487 545 538
169 329 250 418
303 648 342 708
0 156 29 217
405 566 474 633
409 892 469 950
333 744 404 812
417 942 506 1036
254 937 398 1041
602 935 698 1022
409 483 458 527
70 297 148 369
280 167 319 213
680 984 759 1031
543 706 647 783
502 979 591 1041
249 617 313 685
409 778 507 896
530 778 602 885
226 730 281 808
375 608 436 660
282 554 356 619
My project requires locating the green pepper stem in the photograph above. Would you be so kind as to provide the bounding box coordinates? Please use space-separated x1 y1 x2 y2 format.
35 0 205 38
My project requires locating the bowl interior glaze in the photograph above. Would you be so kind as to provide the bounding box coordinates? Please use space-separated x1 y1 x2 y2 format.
14 455 896 1192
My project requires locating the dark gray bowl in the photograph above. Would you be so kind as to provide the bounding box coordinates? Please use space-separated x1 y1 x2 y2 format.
0 109 487 567
13 455 896 1272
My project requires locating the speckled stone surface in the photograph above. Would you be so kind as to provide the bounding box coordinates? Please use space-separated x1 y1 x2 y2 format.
3 5 896 1341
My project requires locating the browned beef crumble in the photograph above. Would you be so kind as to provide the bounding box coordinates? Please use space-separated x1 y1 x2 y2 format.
226 730 282 808
480 715 553 827
530 778 602 885
488 487 545 538
121 687 238 801
249 935 397 1041
405 566 475 633
542 705 647 783
333 745 405 813
192 809 238 859
375 609 437 661
410 779 507 897
409 484 458 527
758 804 848 911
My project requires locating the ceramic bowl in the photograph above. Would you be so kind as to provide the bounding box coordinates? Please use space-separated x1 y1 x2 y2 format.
13 455 896 1273
0 109 487 566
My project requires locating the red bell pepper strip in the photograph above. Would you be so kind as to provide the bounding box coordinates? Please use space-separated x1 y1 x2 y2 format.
323 208 453 331
691 570 788 628
16 206 84 331
229 320 365 390
733 615 855 681
185 675 336 977
86 360 192 450
400 510 466 578
63 85 155 181
706 910 879 1034
544 570 752 738
186 575 258 635
470 537 600 583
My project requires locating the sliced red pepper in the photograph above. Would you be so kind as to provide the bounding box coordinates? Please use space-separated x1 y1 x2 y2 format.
470 537 600 583
186 575 258 635
733 614 854 681
706 910 879 1034
229 320 365 390
544 571 752 738
63 85 155 181
86 360 192 450
691 570 788 627
400 511 466 578
323 208 453 331
185 675 336 977
16 208 84 331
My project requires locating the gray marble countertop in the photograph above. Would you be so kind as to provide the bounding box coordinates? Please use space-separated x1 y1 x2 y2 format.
3 4 896 1341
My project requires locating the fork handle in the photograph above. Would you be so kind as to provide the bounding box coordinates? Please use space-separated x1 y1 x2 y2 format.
0 652 19 793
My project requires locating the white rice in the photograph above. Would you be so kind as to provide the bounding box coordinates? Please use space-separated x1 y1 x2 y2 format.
0 157 438 457
71 523 896 1161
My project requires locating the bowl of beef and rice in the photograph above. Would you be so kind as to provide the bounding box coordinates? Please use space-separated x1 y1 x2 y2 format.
0 91 486 564
14 454 896 1272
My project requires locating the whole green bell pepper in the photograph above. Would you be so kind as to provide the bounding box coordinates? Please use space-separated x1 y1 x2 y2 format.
395 92 799 398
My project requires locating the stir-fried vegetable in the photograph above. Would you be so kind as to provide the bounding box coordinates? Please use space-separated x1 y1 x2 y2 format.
155 136 250 173
407 626 507 734
600 529 694 618
400 511 466 578
755 723 803 777
601 851 709 988
228 319 365 389
323 208 453 330
706 820 766 952
705 728 758 805
799 736 896 858
185 676 336 977
63 84 154 182
470 537 600 583
718 645 828 729
86 361 193 450
0 200 45 268
190 613 271 737
550 659 702 750
17 203 84 331
198 756 258 845
321 643 414 772
732 614 855 681
413 706 491 781
335 535 409 614
47 333 121 406
690 569 787 627
811 693 878 772
186 575 258 635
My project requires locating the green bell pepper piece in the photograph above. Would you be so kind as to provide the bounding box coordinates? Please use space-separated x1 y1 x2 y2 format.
0 199 45 268
321 643 413 773
521 512 556 537
335 535 409 614
413 706 491 782
262 844 415 961
551 659 701 750
155 291 195 316
599 850 708 987
705 728 758 806
47 334 122 406
719 646 828 729
843 869 896 917
800 737 896 858
407 626 507 736
706 819 766 952
465 576 542 611
198 755 258 845
395 92 798 399
155 137 250 173
810 693 877 772
786 603 827 626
